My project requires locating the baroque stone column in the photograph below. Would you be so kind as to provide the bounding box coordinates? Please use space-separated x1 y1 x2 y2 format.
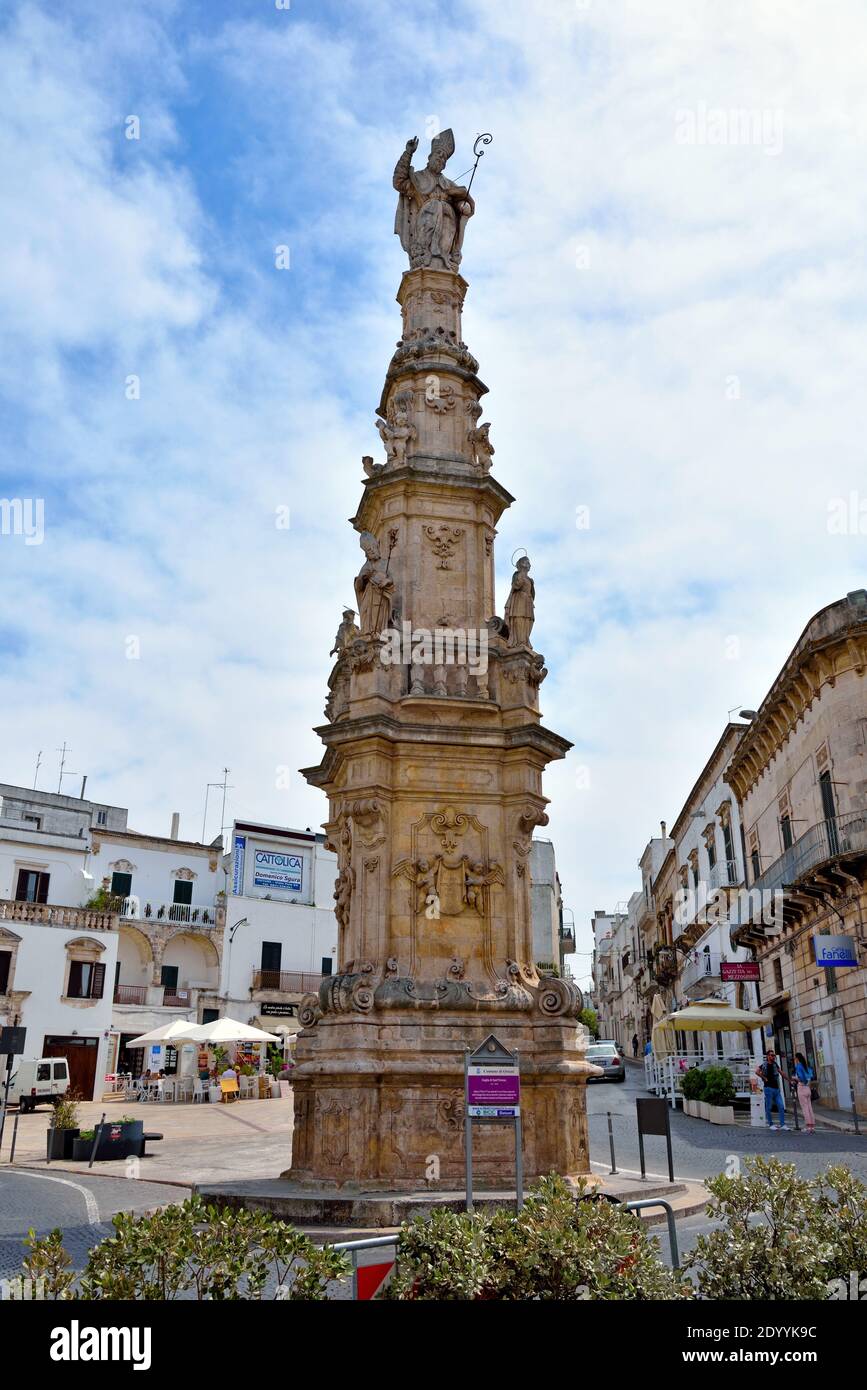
288 130 595 1191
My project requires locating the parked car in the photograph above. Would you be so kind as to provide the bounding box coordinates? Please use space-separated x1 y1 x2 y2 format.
7 1057 70 1112
586 1043 626 1082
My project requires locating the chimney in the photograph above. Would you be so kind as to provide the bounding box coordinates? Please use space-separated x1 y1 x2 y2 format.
170 812 180 840
660 821 666 838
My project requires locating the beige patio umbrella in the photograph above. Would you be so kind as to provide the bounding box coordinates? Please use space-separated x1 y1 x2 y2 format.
124 1019 201 1048
652 998 770 1054
184 1018 280 1045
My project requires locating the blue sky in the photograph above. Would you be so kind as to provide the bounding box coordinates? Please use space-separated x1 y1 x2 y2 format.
1 0 866 988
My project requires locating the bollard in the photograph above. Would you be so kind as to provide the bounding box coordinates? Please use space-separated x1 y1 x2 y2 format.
88 1112 106 1169
607 1111 618 1175
852 1086 860 1136
791 1086 800 1133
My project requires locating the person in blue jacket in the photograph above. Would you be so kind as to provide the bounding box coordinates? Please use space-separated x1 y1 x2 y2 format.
794 1052 816 1133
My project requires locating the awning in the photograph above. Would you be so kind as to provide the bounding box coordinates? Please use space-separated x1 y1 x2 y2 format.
651 999 770 1055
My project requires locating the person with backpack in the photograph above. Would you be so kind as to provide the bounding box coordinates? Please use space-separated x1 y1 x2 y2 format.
756 1049 788 1130
794 1051 816 1133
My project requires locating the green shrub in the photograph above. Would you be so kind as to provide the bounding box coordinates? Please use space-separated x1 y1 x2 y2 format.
685 1157 840 1299
52 1092 81 1131
681 1066 704 1101
386 1175 690 1301
20 1196 350 1301
701 1066 736 1107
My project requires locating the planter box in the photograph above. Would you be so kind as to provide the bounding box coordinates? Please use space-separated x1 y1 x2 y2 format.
71 1121 144 1163
707 1103 735 1125
698 1101 709 1120
47 1127 79 1161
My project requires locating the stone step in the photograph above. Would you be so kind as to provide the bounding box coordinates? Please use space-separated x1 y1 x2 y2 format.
194 1175 704 1230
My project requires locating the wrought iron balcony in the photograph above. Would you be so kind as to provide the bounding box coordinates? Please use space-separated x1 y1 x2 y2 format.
680 950 723 997
708 859 743 891
119 897 217 927
251 969 325 995
113 984 148 1005
751 813 867 897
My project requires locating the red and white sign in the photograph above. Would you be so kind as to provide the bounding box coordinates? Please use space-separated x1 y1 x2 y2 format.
355 1249 396 1300
720 961 760 982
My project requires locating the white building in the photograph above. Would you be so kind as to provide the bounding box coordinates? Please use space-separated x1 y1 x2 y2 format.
529 838 576 977
0 784 122 1098
220 820 338 1035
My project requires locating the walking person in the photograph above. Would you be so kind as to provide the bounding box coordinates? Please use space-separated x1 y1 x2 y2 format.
794 1052 816 1133
756 1049 788 1131
631 1033 639 1059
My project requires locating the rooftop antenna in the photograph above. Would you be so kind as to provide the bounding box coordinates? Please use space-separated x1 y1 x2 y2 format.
33 750 42 790
56 742 79 794
202 767 234 844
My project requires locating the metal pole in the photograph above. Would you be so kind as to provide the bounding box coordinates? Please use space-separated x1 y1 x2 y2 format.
665 1114 674 1183
0 1055 12 1155
791 1082 800 1132
852 1086 860 1136
607 1111 618 1174
465 1111 473 1213
625 1198 680 1270
638 1124 646 1180
46 1110 53 1166
515 1113 524 1212
9 1111 19 1164
88 1112 106 1169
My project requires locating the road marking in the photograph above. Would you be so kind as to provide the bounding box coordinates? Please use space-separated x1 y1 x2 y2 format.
5 1170 100 1225
590 1159 688 1184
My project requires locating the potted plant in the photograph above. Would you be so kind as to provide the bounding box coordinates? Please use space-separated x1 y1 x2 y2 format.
70 1116 145 1162
47 1093 81 1160
702 1066 736 1124
680 1066 704 1118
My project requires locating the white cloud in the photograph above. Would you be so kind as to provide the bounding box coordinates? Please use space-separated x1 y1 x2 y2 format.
1 0 865 976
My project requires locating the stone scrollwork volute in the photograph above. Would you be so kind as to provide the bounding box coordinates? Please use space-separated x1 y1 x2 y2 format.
536 976 584 1018
299 993 323 1028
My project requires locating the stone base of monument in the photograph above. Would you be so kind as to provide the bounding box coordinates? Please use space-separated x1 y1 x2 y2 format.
192 1176 702 1230
285 1012 599 1192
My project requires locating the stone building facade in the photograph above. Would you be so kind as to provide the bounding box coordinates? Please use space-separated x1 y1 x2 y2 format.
729 590 867 1114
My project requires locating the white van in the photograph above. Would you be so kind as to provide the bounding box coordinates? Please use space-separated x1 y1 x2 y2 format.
5 1057 70 1112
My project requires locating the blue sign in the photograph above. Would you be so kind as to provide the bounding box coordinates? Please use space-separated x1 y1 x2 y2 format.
813 934 857 968
233 834 246 895
253 850 303 894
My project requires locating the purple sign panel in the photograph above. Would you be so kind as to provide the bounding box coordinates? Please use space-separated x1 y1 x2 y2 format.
466 1065 520 1117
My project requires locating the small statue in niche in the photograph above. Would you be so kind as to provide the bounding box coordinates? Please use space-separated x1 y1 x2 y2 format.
330 608 360 658
376 395 417 468
354 531 396 637
334 866 353 930
504 555 535 648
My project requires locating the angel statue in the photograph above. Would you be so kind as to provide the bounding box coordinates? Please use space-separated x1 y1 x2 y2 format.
504 556 535 648
376 395 417 468
463 860 505 915
354 531 396 637
393 130 475 272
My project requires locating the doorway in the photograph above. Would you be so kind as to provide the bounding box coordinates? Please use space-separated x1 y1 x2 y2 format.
42 1035 99 1099
828 1020 851 1109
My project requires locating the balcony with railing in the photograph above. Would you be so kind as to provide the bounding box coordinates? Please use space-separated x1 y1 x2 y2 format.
731 812 867 948
680 950 723 998
708 859 743 891
1 898 116 932
118 897 220 928
251 969 325 995
559 926 576 954
752 813 867 897
113 983 148 1005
